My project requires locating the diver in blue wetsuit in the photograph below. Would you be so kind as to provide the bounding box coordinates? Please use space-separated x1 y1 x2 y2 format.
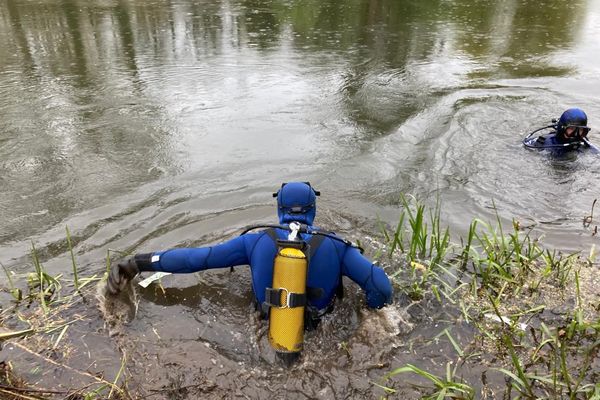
523 108 600 154
107 182 393 328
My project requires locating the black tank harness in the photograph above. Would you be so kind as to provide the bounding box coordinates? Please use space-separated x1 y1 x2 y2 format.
239 224 362 329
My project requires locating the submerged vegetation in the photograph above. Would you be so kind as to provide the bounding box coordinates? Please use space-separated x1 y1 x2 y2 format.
0 233 126 399
0 198 599 399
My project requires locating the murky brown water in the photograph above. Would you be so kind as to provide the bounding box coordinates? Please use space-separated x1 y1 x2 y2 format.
2 0 600 398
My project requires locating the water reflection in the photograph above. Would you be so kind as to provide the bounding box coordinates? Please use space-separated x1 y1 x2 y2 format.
0 0 596 253
0 0 586 79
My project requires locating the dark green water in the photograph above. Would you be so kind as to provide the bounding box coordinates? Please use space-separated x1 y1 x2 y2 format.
1 0 600 397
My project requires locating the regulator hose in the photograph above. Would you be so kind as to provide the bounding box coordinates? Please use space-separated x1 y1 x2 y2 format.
240 224 365 254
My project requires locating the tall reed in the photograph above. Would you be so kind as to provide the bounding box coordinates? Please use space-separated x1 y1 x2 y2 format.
381 195 598 398
65 226 79 291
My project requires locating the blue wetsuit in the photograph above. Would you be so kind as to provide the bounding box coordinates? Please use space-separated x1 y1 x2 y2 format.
142 227 392 311
127 182 393 320
523 132 600 155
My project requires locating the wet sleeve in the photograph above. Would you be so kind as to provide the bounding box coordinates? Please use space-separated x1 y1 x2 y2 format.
146 235 250 273
341 246 393 308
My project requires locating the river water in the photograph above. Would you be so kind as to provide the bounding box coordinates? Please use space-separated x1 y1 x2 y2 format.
1 0 600 398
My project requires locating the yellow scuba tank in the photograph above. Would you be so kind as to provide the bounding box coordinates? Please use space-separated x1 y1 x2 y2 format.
268 234 308 354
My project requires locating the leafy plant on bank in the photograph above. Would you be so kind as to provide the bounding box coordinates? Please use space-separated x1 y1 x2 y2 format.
379 196 599 399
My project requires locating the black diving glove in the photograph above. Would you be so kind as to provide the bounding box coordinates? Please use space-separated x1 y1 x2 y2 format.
106 253 153 295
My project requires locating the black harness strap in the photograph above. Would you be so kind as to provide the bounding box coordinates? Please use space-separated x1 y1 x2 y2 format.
307 233 326 259
307 232 343 300
305 233 328 301
265 288 306 308
265 228 279 243
259 227 345 318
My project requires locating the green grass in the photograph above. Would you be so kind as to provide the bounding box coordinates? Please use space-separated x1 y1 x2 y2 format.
0 233 131 399
378 195 599 399
30 241 63 313
381 363 475 399
66 225 79 292
1 196 597 399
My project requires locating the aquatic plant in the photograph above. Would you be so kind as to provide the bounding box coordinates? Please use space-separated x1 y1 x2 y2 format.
29 242 62 313
1 263 22 302
0 235 127 399
380 194 452 302
380 363 475 399
66 225 79 292
0 197 597 399
379 195 599 398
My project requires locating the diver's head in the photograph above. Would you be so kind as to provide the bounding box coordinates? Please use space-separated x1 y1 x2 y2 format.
274 182 320 225
557 108 590 142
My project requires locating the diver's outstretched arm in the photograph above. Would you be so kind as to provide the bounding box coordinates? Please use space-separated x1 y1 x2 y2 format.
341 246 393 308
107 236 251 294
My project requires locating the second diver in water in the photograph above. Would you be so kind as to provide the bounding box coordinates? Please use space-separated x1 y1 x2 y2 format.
523 108 600 154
